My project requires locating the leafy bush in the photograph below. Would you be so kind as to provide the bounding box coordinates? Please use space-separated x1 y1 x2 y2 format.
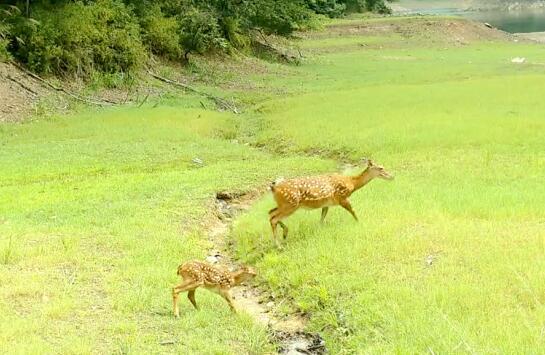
138 5 182 60
178 6 227 60
306 0 346 18
363 0 392 14
221 16 251 50
8 0 145 77
246 0 313 35
306 0 392 17
0 5 19 62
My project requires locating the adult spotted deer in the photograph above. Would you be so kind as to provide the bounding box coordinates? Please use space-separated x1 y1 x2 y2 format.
268 159 393 248
172 260 256 317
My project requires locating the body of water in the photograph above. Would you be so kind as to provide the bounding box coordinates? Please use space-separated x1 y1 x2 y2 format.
464 9 545 33
395 1 545 33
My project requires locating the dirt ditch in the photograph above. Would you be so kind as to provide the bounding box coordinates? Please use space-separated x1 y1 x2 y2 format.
205 190 326 354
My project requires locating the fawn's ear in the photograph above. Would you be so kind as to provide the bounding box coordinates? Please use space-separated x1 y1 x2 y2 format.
362 158 373 167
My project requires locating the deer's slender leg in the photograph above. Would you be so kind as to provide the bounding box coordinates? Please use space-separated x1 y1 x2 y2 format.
219 288 236 312
320 207 329 223
270 206 296 248
187 290 198 310
339 199 358 221
172 280 202 317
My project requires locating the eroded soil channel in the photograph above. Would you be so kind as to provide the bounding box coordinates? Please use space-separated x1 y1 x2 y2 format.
205 191 326 354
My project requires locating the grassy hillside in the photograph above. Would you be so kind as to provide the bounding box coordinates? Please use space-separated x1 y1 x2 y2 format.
2 16 545 353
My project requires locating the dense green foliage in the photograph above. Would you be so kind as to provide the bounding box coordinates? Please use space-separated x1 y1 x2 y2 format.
0 0 390 77
306 0 393 17
0 5 18 61
8 1 145 77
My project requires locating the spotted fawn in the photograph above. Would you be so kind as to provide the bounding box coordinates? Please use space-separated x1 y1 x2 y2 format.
172 260 256 317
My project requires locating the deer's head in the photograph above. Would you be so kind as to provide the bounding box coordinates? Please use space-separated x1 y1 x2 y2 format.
233 265 257 284
364 159 394 180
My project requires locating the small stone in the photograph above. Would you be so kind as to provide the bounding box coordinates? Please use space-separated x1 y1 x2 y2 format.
192 157 204 165
266 301 275 309
511 57 526 64
425 255 435 266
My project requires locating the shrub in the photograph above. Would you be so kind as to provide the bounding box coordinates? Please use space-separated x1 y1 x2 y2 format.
178 7 226 60
363 0 392 14
306 0 346 18
8 0 146 77
220 16 251 50
247 0 313 35
139 5 182 60
343 0 392 14
0 5 19 62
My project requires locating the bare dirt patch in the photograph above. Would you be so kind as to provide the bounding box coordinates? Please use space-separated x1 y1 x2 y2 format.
515 31 545 43
303 17 514 45
202 190 326 354
0 62 51 122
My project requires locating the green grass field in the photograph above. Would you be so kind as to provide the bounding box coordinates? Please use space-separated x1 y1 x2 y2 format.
2 17 545 354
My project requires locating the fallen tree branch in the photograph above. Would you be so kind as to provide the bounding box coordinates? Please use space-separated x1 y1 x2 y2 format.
255 29 302 64
9 61 121 107
137 91 150 108
146 69 239 114
6 75 38 96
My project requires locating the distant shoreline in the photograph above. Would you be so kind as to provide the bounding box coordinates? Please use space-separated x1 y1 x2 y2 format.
391 1 545 14
468 1 545 11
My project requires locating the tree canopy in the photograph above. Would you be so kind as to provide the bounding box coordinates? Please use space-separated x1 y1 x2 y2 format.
0 0 392 77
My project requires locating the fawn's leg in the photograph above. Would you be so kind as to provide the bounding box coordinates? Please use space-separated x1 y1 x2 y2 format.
219 288 236 313
269 208 282 248
320 207 329 223
187 290 198 310
339 199 358 221
172 280 202 317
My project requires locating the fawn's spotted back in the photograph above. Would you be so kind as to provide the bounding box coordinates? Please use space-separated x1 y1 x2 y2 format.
178 260 234 288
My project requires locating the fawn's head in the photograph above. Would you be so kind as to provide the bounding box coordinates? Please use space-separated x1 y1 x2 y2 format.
233 265 257 283
364 159 394 180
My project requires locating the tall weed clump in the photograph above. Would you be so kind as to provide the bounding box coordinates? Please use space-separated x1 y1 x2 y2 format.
8 0 145 78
